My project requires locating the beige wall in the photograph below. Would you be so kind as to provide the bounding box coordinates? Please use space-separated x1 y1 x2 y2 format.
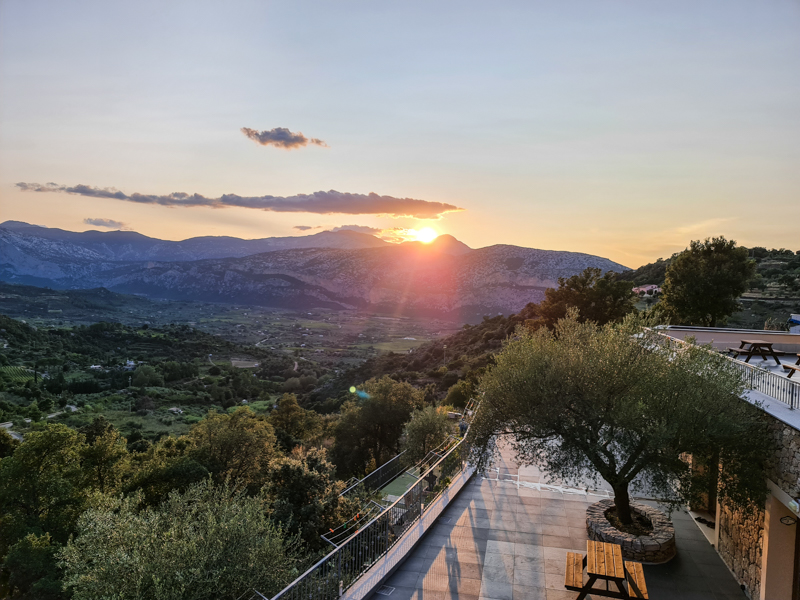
761 495 797 600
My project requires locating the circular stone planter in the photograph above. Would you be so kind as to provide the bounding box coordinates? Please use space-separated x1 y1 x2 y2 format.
586 499 676 564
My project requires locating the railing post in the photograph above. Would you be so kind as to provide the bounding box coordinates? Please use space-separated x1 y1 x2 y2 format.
337 550 342 598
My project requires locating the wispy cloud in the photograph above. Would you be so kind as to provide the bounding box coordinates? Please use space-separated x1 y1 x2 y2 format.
241 127 327 149
378 227 417 243
330 225 382 235
84 217 126 229
293 225 320 231
16 182 464 219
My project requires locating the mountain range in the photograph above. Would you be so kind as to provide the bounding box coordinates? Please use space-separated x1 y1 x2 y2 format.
0 221 629 319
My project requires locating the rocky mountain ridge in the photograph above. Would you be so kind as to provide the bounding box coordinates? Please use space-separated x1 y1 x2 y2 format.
0 222 629 319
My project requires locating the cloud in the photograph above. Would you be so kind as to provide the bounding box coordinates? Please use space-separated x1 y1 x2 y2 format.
241 127 328 149
293 225 322 231
83 217 127 229
378 227 416 243
330 225 382 235
17 182 464 219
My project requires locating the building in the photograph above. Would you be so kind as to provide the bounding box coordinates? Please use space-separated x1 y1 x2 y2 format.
664 326 800 600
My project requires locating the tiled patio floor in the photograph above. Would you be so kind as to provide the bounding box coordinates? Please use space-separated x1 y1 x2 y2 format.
370 441 746 600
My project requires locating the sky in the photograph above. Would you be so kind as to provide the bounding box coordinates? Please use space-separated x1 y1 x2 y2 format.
1 0 798 268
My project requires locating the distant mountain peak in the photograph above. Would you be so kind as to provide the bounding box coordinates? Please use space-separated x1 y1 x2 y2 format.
399 233 472 256
0 220 45 229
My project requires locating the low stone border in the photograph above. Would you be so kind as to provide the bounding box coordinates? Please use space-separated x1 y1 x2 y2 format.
586 499 676 564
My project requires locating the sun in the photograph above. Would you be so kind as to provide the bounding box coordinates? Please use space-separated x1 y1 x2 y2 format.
414 227 439 243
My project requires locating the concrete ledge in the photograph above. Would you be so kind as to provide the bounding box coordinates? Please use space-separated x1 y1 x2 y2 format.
586 499 676 564
342 465 475 600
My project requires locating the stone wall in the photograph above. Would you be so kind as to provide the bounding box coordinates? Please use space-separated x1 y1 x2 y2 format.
586 499 676 564
766 420 800 500
717 502 764 599
716 411 800 599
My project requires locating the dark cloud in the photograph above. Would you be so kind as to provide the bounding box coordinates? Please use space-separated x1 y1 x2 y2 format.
293 225 321 231
84 217 126 229
241 127 328 149
330 225 382 235
17 182 463 219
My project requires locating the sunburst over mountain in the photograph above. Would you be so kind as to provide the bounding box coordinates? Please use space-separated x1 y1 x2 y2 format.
0 221 628 319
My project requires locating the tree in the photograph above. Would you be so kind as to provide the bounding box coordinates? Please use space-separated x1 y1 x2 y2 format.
0 424 88 552
330 376 424 477
266 447 360 551
468 311 772 525
188 407 278 491
125 436 208 506
660 237 756 326
403 406 453 465
269 393 322 451
0 427 19 458
530 267 636 329
58 480 301 600
79 420 130 494
4 533 65 600
444 378 473 409
131 365 164 387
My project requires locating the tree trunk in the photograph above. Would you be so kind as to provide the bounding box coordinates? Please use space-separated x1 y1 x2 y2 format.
613 483 633 525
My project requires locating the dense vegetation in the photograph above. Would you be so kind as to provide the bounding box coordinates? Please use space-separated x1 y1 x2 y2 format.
619 245 800 294
0 314 461 598
0 241 792 597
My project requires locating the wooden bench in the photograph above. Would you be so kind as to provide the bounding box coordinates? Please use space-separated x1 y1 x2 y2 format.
565 552 584 591
625 562 649 599
726 347 749 355
728 347 794 357
784 365 800 379
565 544 649 599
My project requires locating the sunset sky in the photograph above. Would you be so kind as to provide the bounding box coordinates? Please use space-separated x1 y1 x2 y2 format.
1 0 798 267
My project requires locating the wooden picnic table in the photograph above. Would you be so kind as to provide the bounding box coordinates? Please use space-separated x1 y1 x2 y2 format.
734 339 782 365
565 540 648 599
784 354 800 379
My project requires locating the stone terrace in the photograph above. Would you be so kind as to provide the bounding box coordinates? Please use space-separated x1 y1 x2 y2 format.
370 440 747 600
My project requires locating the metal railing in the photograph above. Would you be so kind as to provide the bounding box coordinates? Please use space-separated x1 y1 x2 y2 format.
339 450 408 498
656 331 800 410
270 404 477 600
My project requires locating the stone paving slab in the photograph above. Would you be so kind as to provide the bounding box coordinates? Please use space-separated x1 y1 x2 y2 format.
370 439 747 600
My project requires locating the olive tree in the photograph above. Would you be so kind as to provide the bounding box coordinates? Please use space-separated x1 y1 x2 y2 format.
468 311 771 524
59 480 301 600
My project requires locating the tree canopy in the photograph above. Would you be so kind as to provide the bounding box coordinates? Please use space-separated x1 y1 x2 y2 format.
266 447 361 551
58 480 301 600
269 393 323 451
528 267 636 329
660 236 756 327
330 376 424 477
403 406 453 465
468 311 772 524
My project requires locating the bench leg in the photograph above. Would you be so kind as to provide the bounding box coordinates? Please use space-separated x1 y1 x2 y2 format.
576 575 598 600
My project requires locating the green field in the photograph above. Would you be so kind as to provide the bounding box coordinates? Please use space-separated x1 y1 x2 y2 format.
380 471 420 499
0 366 33 383
356 338 429 353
